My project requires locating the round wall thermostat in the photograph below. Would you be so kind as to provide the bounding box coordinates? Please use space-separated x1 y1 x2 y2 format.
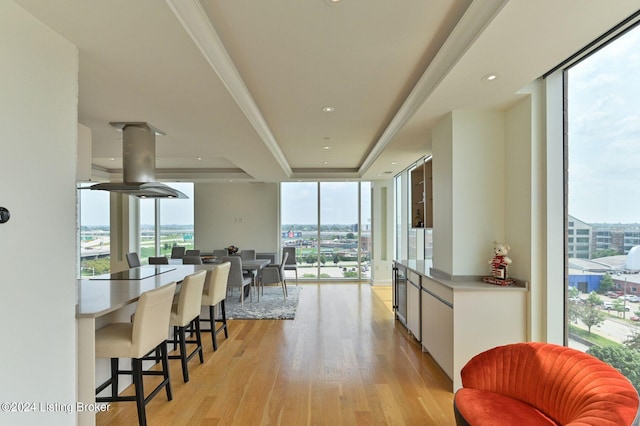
0 207 10 223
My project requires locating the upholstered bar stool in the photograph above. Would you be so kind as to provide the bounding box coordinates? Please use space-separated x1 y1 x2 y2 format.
167 270 206 382
95 282 177 426
200 262 231 351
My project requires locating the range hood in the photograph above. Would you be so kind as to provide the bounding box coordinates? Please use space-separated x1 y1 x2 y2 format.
90 122 188 199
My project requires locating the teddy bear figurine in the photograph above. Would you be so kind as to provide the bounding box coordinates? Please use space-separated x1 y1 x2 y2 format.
489 241 512 280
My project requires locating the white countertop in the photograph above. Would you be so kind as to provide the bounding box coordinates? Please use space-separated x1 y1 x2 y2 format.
76 264 202 318
394 259 528 291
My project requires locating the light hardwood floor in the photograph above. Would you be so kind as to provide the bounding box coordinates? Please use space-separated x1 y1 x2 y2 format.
97 283 455 425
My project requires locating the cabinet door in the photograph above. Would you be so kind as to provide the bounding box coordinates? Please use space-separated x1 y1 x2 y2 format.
421 286 453 379
407 273 421 341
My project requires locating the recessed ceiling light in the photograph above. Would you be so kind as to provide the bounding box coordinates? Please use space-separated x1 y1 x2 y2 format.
323 161 328 164
391 161 397 165
323 146 331 150
322 106 335 112
110 158 115 161
197 157 202 161
481 73 499 81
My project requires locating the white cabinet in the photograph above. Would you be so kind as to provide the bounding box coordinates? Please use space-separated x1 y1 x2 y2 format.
421 279 453 378
407 271 421 341
419 274 528 391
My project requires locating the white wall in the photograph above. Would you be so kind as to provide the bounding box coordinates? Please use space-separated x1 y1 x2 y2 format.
432 110 506 277
194 183 279 253
372 180 394 285
0 2 78 425
432 113 454 274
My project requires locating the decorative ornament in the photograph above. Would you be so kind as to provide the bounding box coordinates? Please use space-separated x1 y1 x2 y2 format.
483 241 515 286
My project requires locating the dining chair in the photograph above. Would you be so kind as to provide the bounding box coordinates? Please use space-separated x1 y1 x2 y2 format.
126 252 141 268
182 256 203 265
212 249 227 259
282 246 298 285
185 249 200 257
200 262 231 351
170 246 185 259
148 256 169 265
240 249 256 261
167 270 206 383
223 256 252 308
95 282 176 426
260 251 288 300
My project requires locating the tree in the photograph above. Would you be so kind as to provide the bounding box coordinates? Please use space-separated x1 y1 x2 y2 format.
612 298 628 319
593 248 618 259
579 292 607 334
587 345 640 394
567 299 581 324
625 326 640 352
346 232 355 240
598 272 615 294
568 286 580 298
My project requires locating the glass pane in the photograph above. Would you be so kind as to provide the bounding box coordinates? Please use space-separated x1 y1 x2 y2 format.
139 198 156 265
395 174 403 260
281 182 318 279
566 24 640 393
360 182 372 279
79 185 110 276
160 183 194 257
320 182 358 279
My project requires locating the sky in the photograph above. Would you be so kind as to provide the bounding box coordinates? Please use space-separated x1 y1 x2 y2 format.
567 24 640 224
280 182 371 225
80 182 194 226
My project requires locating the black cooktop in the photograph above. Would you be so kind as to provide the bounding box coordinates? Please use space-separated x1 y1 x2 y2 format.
89 265 176 280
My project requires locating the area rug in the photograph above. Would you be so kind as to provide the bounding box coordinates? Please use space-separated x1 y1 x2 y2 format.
225 285 301 320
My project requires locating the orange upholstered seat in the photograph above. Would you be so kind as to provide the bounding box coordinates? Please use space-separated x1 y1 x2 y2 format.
454 342 639 426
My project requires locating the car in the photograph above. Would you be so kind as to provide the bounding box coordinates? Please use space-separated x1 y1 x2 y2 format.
624 295 640 303
602 302 630 311
631 316 640 322
606 291 620 299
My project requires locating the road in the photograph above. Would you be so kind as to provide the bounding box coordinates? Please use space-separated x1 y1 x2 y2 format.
573 298 640 345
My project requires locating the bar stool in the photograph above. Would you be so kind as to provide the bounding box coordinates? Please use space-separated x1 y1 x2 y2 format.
200 262 231 351
167 270 206 382
95 282 176 426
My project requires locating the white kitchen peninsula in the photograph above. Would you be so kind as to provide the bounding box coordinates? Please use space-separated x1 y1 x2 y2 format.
393 260 528 391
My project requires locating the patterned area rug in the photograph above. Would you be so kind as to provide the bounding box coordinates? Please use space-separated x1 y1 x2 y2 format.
225 285 301 320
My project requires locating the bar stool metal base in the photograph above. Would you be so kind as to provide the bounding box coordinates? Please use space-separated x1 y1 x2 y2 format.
95 342 172 426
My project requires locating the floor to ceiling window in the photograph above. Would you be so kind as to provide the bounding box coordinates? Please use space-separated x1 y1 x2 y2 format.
281 181 371 280
78 184 111 276
565 21 640 394
139 182 194 264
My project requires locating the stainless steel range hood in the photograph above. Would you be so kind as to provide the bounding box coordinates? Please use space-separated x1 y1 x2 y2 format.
89 122 188 199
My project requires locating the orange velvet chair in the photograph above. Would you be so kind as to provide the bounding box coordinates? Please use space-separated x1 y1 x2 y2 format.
454 342 639 426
